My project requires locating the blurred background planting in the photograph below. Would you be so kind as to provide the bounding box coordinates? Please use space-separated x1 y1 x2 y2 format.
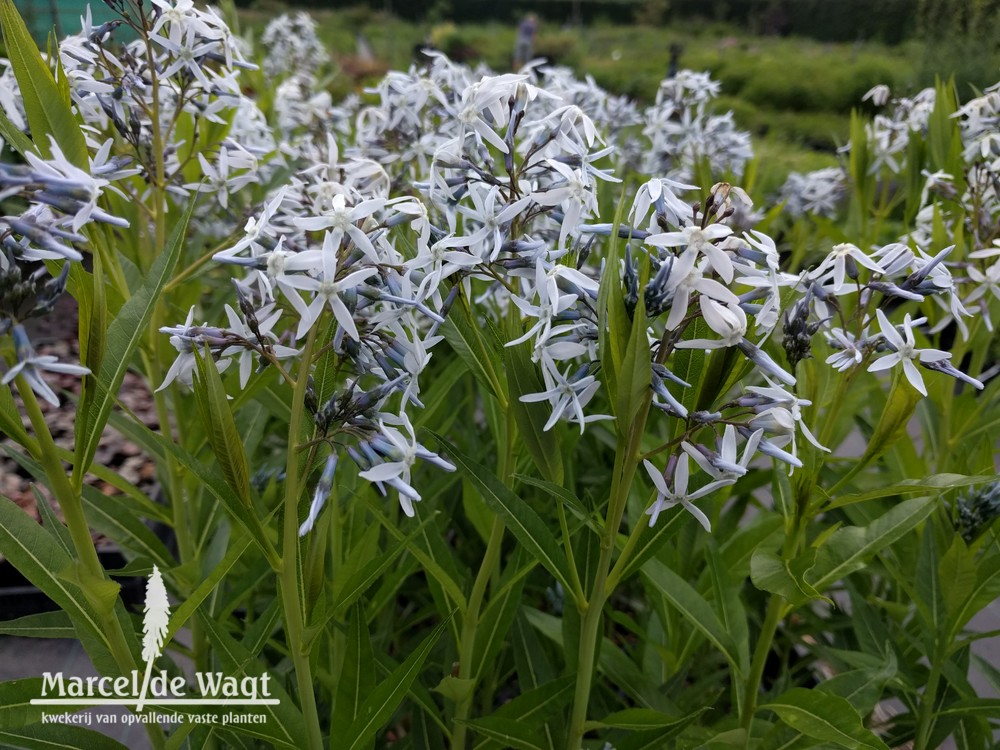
224 0 1000 195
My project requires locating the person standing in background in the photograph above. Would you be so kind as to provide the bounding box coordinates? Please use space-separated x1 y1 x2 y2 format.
513 13 538 69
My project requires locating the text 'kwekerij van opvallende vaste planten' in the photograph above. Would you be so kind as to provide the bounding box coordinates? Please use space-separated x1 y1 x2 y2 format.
0 1 997 748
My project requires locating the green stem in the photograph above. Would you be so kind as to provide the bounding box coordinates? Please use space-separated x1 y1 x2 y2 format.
15 375 165 750
452 409 515 749
18 378 103 584
452 517 506 749
565 542 613 750
16 376 130 661
741 594 785 735
914 653 942 750
605 509 648 592
279 326 324 750
566 400 651 750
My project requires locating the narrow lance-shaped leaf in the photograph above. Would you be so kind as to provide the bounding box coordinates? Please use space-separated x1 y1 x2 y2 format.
0 678 47 730
0 724 131 750
331 603 375 733
75 196 197 477
344 617 450 750
641 557 743 675
0 0 88 164
0 106 34 157
503 314 563 484
75 251 106 460
0 612 74 639
808 495 936 590
197 614 307 749
434 434 578 599
761 687 890 750
441 294 508 408
192 346 252 504
615 251 650 430
596 191 631 401
0 495 108 652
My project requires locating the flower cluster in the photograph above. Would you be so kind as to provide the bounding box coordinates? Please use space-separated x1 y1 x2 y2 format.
0 136 131 404
0 7 991 538
260 11 327 79
640 71 754 181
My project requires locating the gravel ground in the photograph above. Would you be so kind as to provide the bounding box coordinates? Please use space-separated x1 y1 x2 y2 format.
0 295 160 529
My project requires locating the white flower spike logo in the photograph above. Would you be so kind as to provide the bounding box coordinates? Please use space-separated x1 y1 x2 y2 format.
137 566 171 711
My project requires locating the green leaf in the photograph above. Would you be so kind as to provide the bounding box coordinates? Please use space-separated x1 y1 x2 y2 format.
940 536 977 624
310 318 340 404
462 717 545 750
614 505 687 584
615 711 707 750
707 544 750 674
330 514 433 616
935 698 1000 719
914 524 944 640
0 678 46 729
76 196 196 477
344 617 449 750
411 705 447 750
166 530 252 642
818 650 897 716
807 495 936 590
695 340 747 413
760 688 889 750
434 676 475 704
27 484 72 558
641 558 743 675
0 724 130 750
80 485 174 569
436 435 576 596
614 255 650 431
514 474 598 532
441 295 507 408
0 611 74 639
0 106 33 156
590 707 693 730
0 380 34 449
503 323 563 484
509 613 561 749
846 110 874 236
365 503 467 614
197 615 307 749
0 496 107 649
854 372 922 473
413 356 468 431
192 346 252 504
826 475 995 510
927 78 965 185
490 674 574 726
75 253 106 462
750 548 828 606
719 512 783 576
332 604 376 732
669 317 710 414
596 194 630 401
947 553 1000 641
0 0 87 164
106 406 279 567
474 567 529 678
473 676 572 749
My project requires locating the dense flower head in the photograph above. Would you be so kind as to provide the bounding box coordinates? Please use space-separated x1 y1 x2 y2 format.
260 11 327 78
